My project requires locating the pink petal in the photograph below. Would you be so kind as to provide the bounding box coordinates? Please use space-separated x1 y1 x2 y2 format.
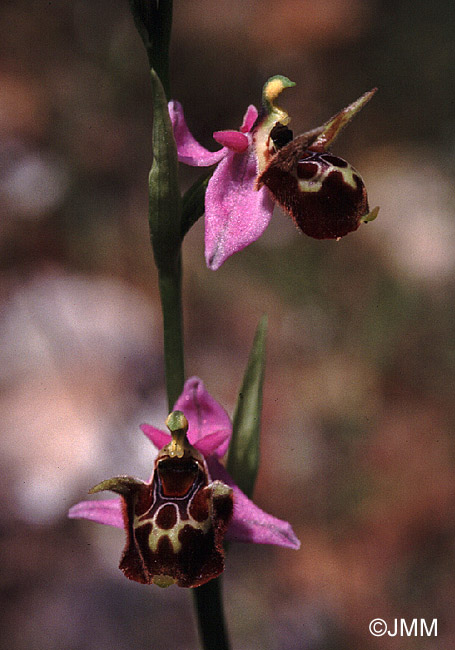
174 377 232 454
194 429 231 458
213 130 249 153
140 423 171 450
207 458 301 549
168 100 226 166
240 104 259 133
204 149 275 270
68 498 124 529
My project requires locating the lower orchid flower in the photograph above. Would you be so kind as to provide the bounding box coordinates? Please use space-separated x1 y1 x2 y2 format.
68 377 300 588
170 75 378 270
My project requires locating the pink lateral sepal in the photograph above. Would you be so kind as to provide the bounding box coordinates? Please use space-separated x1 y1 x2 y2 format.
205 149 274 270
207 457 300 549
68 498 124 529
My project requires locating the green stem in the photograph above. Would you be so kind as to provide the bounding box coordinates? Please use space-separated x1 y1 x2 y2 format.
127 3 231 647
150 0 173 98
157 256 184 411
128 0 173 98
192 578 231 650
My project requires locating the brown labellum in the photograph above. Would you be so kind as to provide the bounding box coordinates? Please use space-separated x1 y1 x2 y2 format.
118 454 232 588
91 415 234 588
258 132 373 240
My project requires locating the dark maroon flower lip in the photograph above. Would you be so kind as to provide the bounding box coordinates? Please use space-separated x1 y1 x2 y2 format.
119 422 234 588
255 84 378 240
258 147 371 240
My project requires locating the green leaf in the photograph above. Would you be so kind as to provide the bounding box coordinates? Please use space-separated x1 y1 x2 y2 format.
149 68 182 273
227 315 268 498
181 169 213 239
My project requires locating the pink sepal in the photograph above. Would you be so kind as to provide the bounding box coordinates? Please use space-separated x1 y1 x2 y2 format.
68 498 124 529
168 100 225 166
141 377 232 457
174 377 232 456
205 149 275 270
207 458 301 549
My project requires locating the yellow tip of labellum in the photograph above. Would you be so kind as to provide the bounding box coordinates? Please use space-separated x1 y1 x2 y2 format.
361 205 380 223
153 575 176 588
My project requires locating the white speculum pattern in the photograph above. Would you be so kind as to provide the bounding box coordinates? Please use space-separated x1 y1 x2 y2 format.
133 480 232 554
133 504 211 554
296 160 358 193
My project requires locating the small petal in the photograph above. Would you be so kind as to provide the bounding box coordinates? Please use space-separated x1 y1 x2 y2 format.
174 377 232 453
140 423 171 450
168 100 226 167
207 458 300 549
213 130 249 153
205 149 275 270
240 104 259 133
68 498 124 529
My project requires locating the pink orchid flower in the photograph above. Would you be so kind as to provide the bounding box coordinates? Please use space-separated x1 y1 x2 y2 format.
170 76 378 270
68 377 300 588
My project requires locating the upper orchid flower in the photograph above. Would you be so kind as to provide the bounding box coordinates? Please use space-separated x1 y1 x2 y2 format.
68 377 300 589
170 75 378 270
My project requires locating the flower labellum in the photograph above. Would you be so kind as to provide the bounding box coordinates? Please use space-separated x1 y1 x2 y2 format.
88 411 233 588
255 78 379 239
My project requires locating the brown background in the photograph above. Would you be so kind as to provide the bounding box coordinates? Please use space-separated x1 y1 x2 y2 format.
1 1 454 648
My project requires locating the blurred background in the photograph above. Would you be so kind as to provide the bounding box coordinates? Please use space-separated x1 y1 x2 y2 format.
1 0 454 648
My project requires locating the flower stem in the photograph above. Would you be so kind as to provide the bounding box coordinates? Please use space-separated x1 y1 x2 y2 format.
157 257 185 412
192 578 231 650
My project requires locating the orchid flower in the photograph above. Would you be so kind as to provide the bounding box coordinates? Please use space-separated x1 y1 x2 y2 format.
171 75 378 270
68 377 300 588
